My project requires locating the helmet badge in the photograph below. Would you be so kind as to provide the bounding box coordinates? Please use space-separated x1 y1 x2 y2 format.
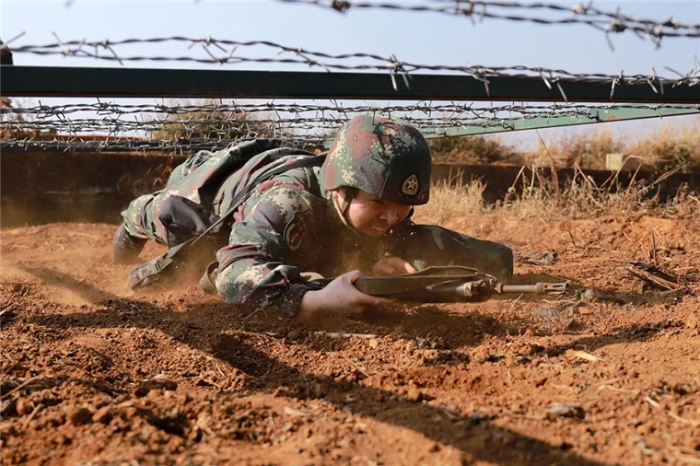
401 174 420 197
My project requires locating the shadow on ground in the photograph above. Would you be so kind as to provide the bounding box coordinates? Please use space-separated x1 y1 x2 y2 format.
15 265 634 465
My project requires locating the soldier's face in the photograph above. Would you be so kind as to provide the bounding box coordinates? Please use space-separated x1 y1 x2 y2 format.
345 190 412 237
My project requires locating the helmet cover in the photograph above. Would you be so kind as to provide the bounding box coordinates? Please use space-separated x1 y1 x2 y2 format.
320 114 432 205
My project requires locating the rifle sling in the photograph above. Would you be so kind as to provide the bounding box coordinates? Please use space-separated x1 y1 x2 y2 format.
192 153 327 246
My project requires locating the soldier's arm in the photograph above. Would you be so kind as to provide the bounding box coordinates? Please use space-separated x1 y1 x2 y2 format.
214 185 317 317
386 221 514 279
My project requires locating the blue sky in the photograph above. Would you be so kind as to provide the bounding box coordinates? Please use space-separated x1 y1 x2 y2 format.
1 0 699 149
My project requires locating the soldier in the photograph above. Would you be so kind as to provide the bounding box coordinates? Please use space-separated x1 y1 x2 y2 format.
115 114 513 320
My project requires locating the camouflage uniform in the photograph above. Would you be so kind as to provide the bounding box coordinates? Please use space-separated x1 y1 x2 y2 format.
121 116 513 317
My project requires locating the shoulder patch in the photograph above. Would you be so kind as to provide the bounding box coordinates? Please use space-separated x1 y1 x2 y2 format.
401 174 419 197
283 211 308 252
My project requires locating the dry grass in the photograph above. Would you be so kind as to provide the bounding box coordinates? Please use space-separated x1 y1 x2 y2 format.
626 122 700 172
428 135 523 165
423 178 490 224
421 118 700 226
431 117 700 173
0 97 39 140
525 128 623 169
525 121 700 173
419 168 700 225
148 99 282 143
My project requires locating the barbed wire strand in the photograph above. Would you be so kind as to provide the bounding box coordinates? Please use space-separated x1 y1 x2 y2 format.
4 36 699 99
50 0 700 48
276 0 700 49
3 101 698 153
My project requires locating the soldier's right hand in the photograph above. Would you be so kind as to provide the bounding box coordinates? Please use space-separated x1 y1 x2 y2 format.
298 269 395 319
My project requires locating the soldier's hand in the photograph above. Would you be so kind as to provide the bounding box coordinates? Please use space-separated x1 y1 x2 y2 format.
298 270 395 319
372 257 416 276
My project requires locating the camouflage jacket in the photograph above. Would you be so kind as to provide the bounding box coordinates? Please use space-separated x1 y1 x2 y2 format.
211 151 398 317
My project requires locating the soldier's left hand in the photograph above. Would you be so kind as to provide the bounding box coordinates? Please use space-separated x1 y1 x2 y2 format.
372 257 416 276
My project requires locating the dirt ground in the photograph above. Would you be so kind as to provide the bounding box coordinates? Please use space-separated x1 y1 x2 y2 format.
1 211 699 466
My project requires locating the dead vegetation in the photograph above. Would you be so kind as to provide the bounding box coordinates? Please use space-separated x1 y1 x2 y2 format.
0 97 40 140
147 99 286 146
430 117 700 174
421 165 700 226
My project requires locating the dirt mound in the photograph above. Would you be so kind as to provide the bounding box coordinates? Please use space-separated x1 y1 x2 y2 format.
1 215 699 465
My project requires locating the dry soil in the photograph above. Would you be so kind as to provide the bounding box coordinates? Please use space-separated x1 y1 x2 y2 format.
1 211 699 466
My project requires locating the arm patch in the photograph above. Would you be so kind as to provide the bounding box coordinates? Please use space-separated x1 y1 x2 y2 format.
283 211 308 252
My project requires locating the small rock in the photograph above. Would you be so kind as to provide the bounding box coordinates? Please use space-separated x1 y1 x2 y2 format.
547 402 585 420
406 387 423 402
95 396 113 409
368 339 378 349
92 406 113 424
581 289 597 301
471 346 491 364
119 406 138 420
15 398 34 416
53 433 73 446
548 435 566 448
135 378 177 397
0 423 18 437
68 407 94 426
42 412 66 427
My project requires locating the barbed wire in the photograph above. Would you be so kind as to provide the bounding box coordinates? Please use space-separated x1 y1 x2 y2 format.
0 137 321 154
3 36 700 96
4 101 698 118
53 0 700 48
277 0 700 48
3 101 698 153
3 102 698 133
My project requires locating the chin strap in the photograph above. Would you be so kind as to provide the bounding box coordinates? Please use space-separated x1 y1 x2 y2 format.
332 187 359 232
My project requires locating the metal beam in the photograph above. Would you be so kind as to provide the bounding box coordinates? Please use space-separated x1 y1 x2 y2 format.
2 65 700 103
420 104 700 138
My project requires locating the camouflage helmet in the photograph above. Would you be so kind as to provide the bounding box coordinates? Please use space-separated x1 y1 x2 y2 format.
319 114 432 205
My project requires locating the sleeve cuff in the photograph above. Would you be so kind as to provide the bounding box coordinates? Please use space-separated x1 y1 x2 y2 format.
268 283 313 318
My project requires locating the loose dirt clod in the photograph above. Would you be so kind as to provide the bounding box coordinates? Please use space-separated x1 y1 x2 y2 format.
67 407 93 426
135 378 178 397
92 406 113 424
